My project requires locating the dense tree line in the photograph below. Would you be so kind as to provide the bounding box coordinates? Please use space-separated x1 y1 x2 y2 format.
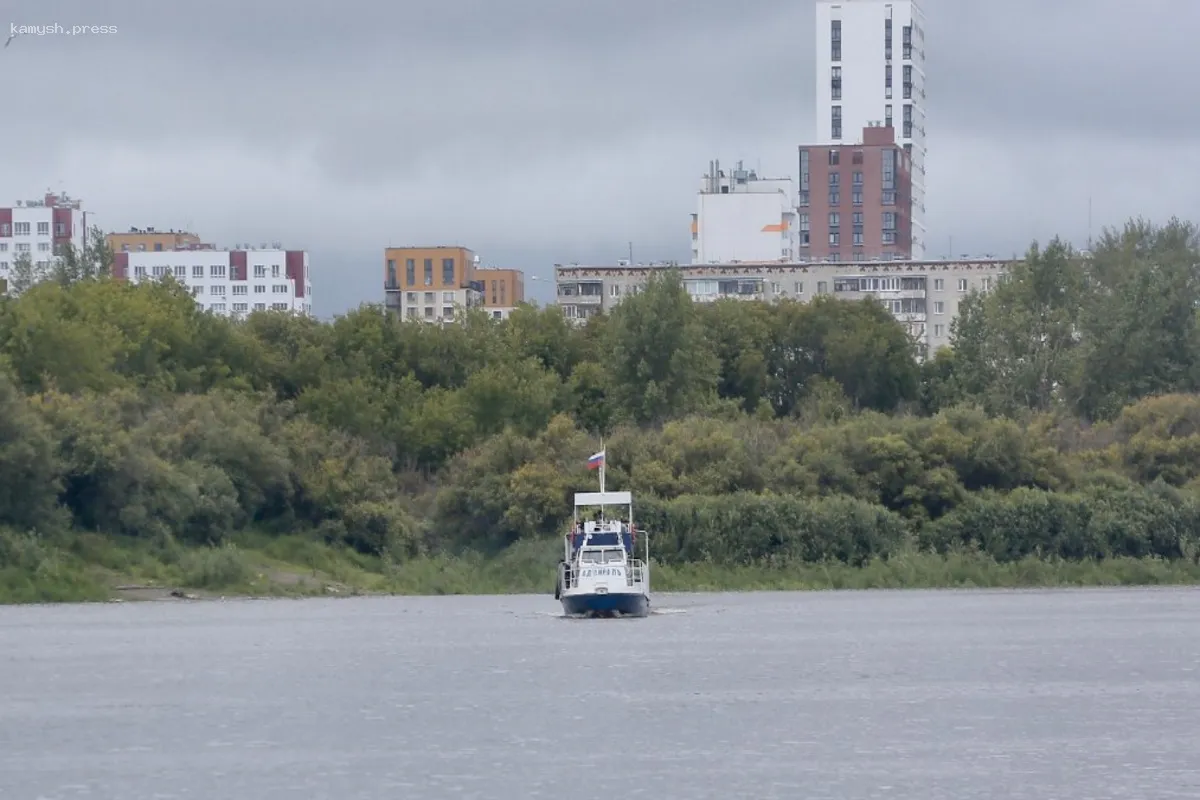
2 217 1200 575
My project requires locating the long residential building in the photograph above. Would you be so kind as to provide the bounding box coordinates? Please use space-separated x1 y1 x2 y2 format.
114 242 312 317
554 257 1013 354
0 191 88 294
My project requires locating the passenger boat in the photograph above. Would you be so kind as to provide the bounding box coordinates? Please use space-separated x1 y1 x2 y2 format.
554 449 650 618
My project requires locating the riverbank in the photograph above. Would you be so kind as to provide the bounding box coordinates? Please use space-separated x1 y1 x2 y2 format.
4 529 1200 605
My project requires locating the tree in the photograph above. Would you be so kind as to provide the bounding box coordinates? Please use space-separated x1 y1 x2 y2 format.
605 270 718 424
950 239 1085 415
1069 218 1200 420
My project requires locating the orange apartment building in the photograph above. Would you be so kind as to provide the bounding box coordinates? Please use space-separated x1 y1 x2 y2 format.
384 246 525 322
107 227 203 253
384 246 480 322
476 268 525 319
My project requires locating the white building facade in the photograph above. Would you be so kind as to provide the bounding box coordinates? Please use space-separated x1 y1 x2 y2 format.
0 191 88 294
691 160 796 264
116 245 312 318
815 0 927 257
555 257 1010 355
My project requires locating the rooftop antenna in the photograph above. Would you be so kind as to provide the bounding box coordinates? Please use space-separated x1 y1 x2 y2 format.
1087 196 1093 249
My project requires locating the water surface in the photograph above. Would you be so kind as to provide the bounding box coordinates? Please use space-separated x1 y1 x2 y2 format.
2 588 1198 799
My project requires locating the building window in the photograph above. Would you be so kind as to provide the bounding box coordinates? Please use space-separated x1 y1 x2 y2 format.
831 20 841 61
885 64 892 90
272 265 280 278
192 265 204 278
933 324 944 338
254 265 266 277
981 277 992 291
958 278 968 292
903 104 914 138
424 291 435 304
829 212 840 227
442 258 455 285
798 191 809 207
829 232 840 246
933 301 944 315
794 281 804 294
37 242 50 252
14 222 30 235
831 105 842 139
853 232 863 246
852 191 863 205
405 259 415 285
609 284 621 297
829 171 840 186
254 285 266 293
903 65 913 99
423 259 433 286
15 243 29 252
884 17 892 60
211 285 226 296
828 150 839 166
817 281 828 294
933 278 944 291
387 259 397 288
174 266 186 279
210 265 226 278
903 25 913 59
255 303 266 311
233 285 248 295
406 292 417 304
37 222 49 235
154 243 163 252
424 306 434 319
831 66 842 100
852 171 863 185
885 105 893 128
882 191 896 205
829 190 840 206
55 223 66 235
442 291 455 303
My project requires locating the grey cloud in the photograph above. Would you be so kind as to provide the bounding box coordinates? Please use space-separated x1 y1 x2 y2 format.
3 0 1198 316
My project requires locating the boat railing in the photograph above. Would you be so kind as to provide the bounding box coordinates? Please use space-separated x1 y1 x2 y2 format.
627 559 646 587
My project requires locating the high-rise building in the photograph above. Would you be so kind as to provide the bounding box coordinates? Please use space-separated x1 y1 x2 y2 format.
0 191 88 294
798 123 914 262
690 160 796 264
814 0 926 257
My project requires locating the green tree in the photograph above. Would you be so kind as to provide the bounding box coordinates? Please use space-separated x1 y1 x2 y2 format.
605 270 718 424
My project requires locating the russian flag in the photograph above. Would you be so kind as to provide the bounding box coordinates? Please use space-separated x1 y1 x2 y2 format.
587 450 605 470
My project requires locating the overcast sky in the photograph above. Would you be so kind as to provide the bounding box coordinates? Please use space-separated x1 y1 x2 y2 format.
6 0 1199 315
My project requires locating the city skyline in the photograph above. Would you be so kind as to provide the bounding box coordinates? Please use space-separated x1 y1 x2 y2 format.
4 0 1198 316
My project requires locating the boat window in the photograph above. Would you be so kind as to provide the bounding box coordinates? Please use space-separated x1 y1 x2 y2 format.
580 550 603 564
603 549 625 563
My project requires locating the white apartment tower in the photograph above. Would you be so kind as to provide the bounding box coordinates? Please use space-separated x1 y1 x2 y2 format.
691 159 796 264
815 0 927 257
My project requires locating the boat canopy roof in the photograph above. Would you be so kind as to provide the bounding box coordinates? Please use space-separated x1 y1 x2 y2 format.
574 491 632 507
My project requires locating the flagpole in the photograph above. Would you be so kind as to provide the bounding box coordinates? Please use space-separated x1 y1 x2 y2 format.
599 438 606 494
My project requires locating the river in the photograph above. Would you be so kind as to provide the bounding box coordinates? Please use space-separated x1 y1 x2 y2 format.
2 588 1198 799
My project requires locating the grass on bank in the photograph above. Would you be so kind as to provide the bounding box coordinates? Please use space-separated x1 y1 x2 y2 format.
4 527 1200 605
